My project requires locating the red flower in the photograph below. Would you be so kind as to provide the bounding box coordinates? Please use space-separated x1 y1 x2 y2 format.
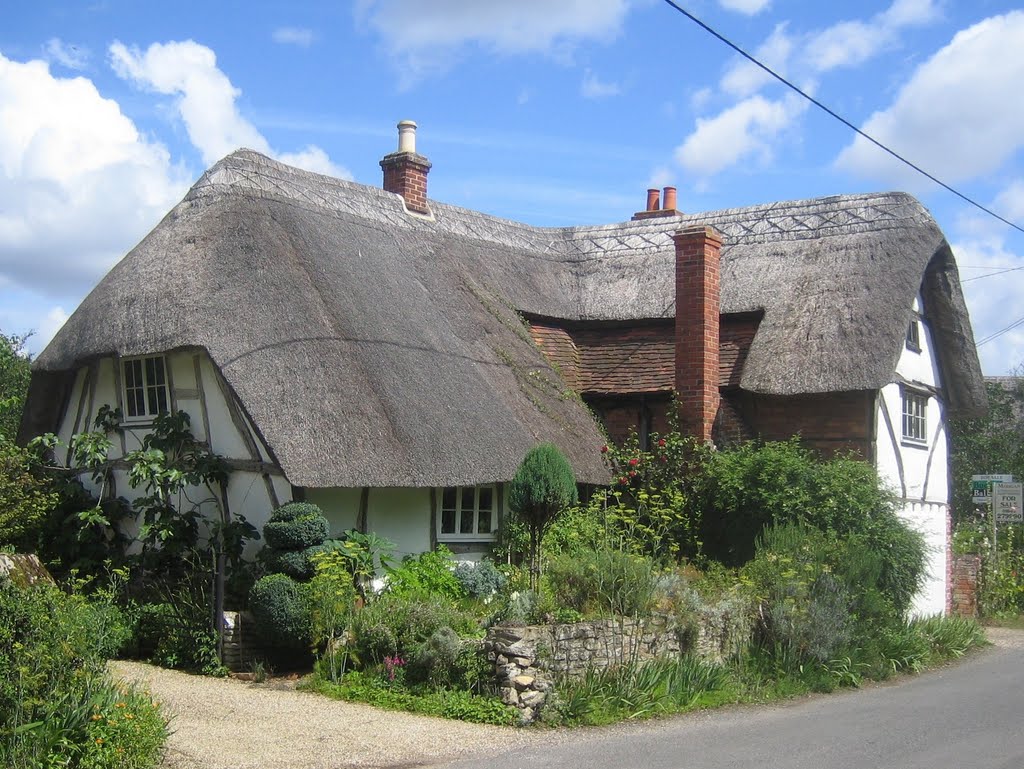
618 476 629 485
658 439 666 448
600 445 609 453
628 458 639 466
629 470 637 478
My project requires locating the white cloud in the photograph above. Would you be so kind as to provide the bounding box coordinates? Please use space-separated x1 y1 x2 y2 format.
675 94 806 177
109 40 350 178
356 0 632 80
953 233 1024 374
272 27 315 47
995 181 1024 224
0 52 186 297
879 0 942 29
718 0 771 15
721 23 791 97
37 306 69 349
44 38 89 70
835 12 1024 187
581 69 620 99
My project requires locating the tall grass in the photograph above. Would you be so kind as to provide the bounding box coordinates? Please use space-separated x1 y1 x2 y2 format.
546 656 732 725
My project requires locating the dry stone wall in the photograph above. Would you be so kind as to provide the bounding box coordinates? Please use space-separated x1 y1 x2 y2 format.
483 608 752 723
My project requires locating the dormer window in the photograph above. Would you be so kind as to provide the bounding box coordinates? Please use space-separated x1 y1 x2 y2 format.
906 319 921 352
122 355 169 420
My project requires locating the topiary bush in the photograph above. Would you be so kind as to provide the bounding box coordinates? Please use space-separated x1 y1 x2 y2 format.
263 541 343 581
249 573 312 651
263 512 330 552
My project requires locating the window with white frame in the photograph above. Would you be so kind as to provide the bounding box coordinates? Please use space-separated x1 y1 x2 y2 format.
122 356 169 420
901 389 928 444
439 486 495 539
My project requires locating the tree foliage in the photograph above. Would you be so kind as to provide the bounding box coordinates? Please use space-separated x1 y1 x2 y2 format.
948 377 1024 524
508 443 578 590
0 330 31 441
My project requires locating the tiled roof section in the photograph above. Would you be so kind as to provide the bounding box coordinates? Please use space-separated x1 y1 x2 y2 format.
574 324 675 394
529 323 579 389
532 316 761 395
720 316 760 389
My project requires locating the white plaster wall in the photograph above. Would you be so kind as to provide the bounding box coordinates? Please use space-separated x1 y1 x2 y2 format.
875 299 950 616
366 487 433 560
54 350 285 553
305 487 361 537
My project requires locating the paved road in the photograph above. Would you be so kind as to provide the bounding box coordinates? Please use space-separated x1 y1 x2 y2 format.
425 629 1024 769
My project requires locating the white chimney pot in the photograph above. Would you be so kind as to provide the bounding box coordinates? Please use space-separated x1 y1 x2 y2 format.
397 120 417 154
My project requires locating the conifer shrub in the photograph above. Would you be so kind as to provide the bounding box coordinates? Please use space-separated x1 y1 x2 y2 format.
508 443 578 590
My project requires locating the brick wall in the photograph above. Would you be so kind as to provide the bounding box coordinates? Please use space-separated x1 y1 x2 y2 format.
734 390 875 458
949 554 981 618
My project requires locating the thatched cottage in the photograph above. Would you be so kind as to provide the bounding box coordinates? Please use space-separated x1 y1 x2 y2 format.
22 121 985 615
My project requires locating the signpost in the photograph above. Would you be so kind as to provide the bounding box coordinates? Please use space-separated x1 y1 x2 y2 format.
994 482 1023 523
972 474 1014 504
972 475 1019 565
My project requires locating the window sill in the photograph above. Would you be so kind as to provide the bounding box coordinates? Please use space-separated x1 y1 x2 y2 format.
900 439 929 450
437 535 496 543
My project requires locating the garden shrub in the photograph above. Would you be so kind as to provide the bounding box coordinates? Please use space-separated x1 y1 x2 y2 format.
386 546 465 601
744 524 854 663
0 578 168 768
546 548 658 618
454 558 507 598
309 549 359 684
351 592 477 666
249 573 312 651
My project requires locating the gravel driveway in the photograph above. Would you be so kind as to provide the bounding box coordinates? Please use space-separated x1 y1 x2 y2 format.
110 662 540 769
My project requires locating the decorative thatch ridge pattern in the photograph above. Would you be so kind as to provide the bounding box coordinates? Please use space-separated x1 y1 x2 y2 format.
32 150 985 488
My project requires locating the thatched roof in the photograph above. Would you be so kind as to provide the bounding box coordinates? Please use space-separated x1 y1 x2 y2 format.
31 150 986 487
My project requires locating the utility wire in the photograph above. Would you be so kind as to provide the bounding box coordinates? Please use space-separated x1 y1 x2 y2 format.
977 315 1024 347
659 0 1024 237
962 265 1024 283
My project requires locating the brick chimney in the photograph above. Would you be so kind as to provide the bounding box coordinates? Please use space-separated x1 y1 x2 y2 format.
632 186 683 220
673 225 722 443
380 120 432 214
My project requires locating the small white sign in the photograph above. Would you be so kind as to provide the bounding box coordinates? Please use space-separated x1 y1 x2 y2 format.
973 474 1014 483
994 482 1023 523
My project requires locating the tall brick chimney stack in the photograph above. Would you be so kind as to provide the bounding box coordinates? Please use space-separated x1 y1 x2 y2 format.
673 225 722 443
380 120 432 214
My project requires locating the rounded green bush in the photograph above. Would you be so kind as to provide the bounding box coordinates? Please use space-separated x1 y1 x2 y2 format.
269 501 326 523
264 513 330 551
249 573 312 650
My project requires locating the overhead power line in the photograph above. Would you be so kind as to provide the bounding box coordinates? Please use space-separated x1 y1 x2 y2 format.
976 315 1024 347
962 264 1024 283
659 0 1024 238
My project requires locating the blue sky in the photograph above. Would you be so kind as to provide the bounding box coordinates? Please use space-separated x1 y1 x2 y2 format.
3 0 1024 374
